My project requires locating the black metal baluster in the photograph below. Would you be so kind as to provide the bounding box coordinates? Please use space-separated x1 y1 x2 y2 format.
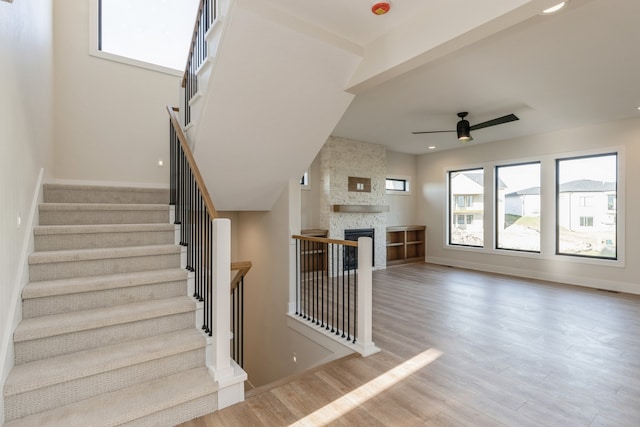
313 242 322 325
353 266 358 344
305 240 310 320
320 242 325 328
295 240 299 315
240 275 244 367
330 243 335 333
206 215 212 335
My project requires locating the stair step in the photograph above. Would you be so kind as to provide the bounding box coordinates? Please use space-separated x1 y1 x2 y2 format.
4 330 207 421
39 203 169 226
28 245 181 282
34 223 176 251
22 269 187 318
4 367 217 427
14 297 195 364
43 184 169 205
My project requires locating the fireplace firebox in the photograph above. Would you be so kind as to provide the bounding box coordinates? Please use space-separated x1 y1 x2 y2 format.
344 228 375 270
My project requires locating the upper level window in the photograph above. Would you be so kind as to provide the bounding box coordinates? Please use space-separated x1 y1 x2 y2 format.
556 153 617 259
92 0 200 75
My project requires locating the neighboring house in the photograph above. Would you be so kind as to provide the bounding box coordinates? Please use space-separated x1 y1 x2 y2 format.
451 172 484 233
505 186 541 217
558 179 617 233
451 172 507 233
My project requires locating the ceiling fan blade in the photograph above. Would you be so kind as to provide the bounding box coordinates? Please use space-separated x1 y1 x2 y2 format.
411 130 455 135
470 113 519 131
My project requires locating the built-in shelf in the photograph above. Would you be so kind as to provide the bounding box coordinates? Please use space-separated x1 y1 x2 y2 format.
332 205 390 213
300 229 328 273
386 225 426 266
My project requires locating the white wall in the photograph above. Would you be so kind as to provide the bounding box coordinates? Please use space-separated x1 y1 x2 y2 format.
52 0 180 186
233 183 345 387
386 150 418 226
417 116 640 294
300 154 322 230
0 0 54 423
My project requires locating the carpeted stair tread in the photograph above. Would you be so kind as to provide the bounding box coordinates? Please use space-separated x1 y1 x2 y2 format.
22 269 187 299
33 223 175 236
39 203 168 212
28 245 181 265
4 329 206 397
3 367 217 427
43 184 169 205
13 297 195 343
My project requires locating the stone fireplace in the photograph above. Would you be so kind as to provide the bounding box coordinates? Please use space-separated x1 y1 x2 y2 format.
319 137 387 268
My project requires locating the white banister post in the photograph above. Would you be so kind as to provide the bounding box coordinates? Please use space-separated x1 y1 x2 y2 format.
211 218 232 379
355 237 380 357
209 218 246 409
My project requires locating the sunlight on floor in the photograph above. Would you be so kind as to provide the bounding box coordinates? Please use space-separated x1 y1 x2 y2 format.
289 348 443 427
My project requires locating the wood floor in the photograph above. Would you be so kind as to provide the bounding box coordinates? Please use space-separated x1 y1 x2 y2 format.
180 263 640 426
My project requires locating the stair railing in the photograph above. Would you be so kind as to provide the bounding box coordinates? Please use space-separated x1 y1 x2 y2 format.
291 235 379 357
167 105 249 403
182 0 217 126
230 261 251 368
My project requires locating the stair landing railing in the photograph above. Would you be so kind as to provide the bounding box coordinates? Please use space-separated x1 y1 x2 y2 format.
182 0 217 126
292 234 380 357
167 105 250 373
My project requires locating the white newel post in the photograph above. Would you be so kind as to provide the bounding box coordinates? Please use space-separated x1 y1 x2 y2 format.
355 237 381 357
209 218 247 409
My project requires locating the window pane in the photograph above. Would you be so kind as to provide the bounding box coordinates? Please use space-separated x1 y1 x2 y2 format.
557 154 617 259
496 162 541 252
449 169 484 247
100 0 200 70
386 178 408 192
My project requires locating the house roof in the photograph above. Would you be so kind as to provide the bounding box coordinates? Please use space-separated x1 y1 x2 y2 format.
559 179 616 193
461 172 507 189
506 186 540 197
506 180 616 197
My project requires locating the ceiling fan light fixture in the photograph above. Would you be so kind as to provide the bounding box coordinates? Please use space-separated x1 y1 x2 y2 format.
456 112 473 142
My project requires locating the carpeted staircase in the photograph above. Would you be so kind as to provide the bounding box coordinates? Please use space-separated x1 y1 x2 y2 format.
3 184 218 426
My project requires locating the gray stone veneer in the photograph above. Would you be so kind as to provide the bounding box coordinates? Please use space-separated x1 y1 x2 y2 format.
319 137 387 268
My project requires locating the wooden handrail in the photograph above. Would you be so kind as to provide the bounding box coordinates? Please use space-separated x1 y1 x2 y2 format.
292 234 359 247
166 105 218 219
182 0 206 88
230 261 252 292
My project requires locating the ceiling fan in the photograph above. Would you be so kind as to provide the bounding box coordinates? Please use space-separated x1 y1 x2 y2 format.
412 112 519 142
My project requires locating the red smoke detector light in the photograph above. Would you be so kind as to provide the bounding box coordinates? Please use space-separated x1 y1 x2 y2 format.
371 2 391 15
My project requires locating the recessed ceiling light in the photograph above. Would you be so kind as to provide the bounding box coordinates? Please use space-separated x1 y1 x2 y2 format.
542 2 567 14
428 146 436 150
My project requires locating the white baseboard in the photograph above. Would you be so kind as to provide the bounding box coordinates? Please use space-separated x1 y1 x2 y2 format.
426 257 640 295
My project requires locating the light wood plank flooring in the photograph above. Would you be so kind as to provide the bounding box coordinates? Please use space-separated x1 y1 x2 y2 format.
180 263 640 426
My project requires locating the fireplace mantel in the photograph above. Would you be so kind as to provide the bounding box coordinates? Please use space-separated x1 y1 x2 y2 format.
332 205 389 213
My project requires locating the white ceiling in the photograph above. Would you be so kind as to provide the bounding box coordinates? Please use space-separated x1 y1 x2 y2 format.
267 0 640 155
